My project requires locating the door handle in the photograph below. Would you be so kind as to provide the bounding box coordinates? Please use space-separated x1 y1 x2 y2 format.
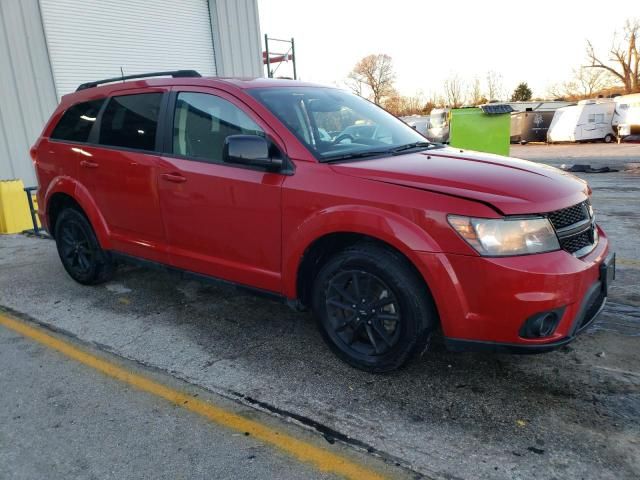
80 160 99 168
161 173 187 183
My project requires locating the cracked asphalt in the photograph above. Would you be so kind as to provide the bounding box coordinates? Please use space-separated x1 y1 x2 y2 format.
1 143 639 479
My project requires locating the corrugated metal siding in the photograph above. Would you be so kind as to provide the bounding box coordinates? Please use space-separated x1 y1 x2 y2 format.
209 0 262 77
0 0 57 186
39 0 217 98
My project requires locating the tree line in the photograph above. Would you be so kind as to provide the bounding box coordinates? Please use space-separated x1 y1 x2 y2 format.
346 18 639 117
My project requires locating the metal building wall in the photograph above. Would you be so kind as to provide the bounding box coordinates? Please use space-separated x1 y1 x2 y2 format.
0 0 57 186
209 0 263 77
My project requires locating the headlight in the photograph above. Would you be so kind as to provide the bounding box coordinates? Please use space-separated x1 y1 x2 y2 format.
448 215 560 256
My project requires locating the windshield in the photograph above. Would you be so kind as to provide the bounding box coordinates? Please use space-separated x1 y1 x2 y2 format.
249 87 432 161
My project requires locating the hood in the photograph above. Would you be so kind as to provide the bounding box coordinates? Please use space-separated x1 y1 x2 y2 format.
330 147 588 215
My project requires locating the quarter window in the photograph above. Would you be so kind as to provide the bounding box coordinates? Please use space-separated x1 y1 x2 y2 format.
50 99 104 142
99 93 162 151
172 92 264 163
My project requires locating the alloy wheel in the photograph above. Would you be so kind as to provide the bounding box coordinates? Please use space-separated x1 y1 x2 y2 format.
325 269 402 356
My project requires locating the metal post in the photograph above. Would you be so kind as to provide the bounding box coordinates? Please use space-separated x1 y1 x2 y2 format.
264 33 271 78
23 186 40 236
291 37 297 80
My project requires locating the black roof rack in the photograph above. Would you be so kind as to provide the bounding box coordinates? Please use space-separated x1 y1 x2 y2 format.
76 70 202 91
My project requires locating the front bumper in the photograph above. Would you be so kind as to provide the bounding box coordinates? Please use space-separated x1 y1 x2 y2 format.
414 226 613 351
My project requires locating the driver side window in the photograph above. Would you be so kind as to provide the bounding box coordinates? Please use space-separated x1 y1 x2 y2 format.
173 92 264 163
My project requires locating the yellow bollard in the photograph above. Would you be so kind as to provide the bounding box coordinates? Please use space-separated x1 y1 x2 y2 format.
0 180 37 234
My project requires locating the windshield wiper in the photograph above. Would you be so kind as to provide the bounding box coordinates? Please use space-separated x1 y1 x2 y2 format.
389 141 436 154
321 150 392 163
322 142 443 163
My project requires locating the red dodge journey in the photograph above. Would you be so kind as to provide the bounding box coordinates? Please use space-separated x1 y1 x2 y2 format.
32 71 615 372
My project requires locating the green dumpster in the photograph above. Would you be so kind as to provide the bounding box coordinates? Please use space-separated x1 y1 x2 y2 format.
449 104 513 156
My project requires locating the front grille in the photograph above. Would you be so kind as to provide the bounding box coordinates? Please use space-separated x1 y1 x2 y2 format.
547 201 589 230
560 230 594 254
546 200 596 256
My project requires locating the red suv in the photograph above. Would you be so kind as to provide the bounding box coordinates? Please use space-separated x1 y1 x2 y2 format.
32 71 615 372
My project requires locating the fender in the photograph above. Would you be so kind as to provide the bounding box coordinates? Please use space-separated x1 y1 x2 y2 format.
282 204 441 299
44 176 112 249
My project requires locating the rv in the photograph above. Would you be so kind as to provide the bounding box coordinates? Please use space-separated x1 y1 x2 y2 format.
547 99 616 143
510 110 556 144
509 101 574 144
612 93 640 140
427 108 450 143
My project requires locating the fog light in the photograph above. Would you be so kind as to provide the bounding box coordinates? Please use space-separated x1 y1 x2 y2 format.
520 308 565 338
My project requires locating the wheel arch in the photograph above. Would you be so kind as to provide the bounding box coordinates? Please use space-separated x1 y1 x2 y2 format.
284 205 440 307
44 177 111 248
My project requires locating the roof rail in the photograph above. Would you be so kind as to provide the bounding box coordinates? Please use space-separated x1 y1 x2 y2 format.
76 70 202 91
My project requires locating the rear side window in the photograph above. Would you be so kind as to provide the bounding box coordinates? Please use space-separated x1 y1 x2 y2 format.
50 99 104 142
99 93 162 151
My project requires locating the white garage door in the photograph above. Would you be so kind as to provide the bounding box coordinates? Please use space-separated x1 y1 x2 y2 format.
39 0 217 98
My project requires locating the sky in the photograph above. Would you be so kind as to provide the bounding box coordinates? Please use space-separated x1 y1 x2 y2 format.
257 0 639 100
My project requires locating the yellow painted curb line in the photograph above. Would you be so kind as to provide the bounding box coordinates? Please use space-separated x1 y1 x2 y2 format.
0 313 387 480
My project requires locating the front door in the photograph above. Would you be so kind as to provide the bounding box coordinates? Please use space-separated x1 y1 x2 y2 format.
157 89 285 293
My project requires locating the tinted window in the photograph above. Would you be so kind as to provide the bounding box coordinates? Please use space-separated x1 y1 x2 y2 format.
173 92 264 163
51 99 104 142
99 93 162 151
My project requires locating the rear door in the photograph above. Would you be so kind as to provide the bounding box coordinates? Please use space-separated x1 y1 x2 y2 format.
156 87 286 293
80 89 168 262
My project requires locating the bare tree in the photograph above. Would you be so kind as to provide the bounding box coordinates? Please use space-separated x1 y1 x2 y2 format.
571 68 617 97
548 67 619 100
486 71 505 101
467 77 487 105
443 74 465 108
586 18 639 93
348 54 396 105
383 91 427 117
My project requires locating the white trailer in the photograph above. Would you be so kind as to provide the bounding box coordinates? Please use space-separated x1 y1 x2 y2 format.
612 93 640 140
547 99 616 143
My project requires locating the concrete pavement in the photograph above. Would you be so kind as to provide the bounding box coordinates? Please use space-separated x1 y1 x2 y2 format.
0 145 639 479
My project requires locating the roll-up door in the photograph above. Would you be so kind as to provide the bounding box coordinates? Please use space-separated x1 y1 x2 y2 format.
40 0 217 97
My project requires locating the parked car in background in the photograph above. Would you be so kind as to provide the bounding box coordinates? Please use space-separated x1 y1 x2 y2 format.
32 72 614 372
547 99 616 143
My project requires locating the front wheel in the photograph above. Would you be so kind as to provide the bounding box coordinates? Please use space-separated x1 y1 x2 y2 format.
54 208 114 285
312 243 437 372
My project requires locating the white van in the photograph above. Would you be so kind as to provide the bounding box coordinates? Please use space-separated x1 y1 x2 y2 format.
612 93 640 139
547 99 616 143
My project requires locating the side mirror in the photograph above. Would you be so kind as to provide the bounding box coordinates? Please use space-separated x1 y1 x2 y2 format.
223 135 282 171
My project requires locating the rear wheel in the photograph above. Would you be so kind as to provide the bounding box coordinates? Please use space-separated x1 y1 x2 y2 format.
54 208 114 285
603 134 614 143
312 243 436 372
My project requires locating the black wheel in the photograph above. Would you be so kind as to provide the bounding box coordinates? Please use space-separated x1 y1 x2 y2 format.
312 243 437 372
603 134 614 144
54 208 114 285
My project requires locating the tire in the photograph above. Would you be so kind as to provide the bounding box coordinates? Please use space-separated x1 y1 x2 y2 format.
54 208 114 285
312 242 437 372
603 134 614 144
